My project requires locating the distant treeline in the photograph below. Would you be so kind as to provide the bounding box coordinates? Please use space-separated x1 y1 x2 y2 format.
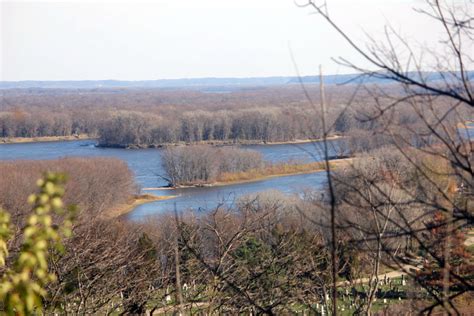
1 85 470 150
0 86 349 145
98 108 329 147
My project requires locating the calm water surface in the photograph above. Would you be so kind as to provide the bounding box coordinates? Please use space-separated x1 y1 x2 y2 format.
130 172 327 220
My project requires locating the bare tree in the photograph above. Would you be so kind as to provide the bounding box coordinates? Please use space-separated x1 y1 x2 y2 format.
296 0 474 313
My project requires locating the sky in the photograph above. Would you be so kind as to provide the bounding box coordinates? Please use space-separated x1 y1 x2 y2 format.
1 0 450 81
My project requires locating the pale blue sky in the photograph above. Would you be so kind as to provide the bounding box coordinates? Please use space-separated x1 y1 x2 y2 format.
1 0 446 81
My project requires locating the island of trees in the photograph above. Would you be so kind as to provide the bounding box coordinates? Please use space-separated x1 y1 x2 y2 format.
160 145 349 187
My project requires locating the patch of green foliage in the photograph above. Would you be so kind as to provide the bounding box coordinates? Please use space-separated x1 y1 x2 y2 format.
0 173 75 315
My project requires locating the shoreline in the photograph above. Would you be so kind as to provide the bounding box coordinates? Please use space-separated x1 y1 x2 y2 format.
0 134 344 147
246 135 344 146
143 158 352 190
0 134 95 144
97 135 345 149
105 194 177 218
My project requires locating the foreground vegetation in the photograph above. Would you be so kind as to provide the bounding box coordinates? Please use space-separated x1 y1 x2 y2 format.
0 159 162 314
0 144 472 314
0 173 73 315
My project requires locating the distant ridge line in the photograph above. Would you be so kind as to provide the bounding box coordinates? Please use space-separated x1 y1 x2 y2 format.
1 71 472 89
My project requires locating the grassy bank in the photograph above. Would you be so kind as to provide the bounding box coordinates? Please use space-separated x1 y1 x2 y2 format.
216 159 350 185
0 134 94 144
104 194 177 218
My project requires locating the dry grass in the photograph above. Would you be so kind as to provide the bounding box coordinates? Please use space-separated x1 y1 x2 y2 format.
216 159 351 184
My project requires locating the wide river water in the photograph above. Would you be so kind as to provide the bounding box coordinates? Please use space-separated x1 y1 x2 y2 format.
0 139 346 220
3 123 473 221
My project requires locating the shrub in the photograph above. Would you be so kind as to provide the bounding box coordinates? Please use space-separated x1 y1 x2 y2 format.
0 157 136 225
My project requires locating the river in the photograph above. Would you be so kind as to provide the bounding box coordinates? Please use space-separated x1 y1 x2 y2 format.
2 125 472 220
0 139 345 220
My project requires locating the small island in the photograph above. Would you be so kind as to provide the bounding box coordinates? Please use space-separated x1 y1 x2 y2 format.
160 145 350 188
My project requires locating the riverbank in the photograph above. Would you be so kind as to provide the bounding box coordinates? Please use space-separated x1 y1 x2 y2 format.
97 135 345 149
149 158 352 190
0 134 344 147
248 135 344 146
105 194 177 218
216 159 348 183
0 134 94 144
